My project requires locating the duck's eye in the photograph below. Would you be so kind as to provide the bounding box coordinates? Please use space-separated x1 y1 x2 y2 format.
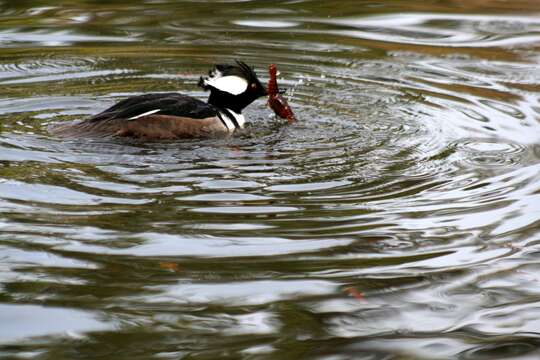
251 83 257 90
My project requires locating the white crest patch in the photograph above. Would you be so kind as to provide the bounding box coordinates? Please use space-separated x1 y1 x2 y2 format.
205 75 248 95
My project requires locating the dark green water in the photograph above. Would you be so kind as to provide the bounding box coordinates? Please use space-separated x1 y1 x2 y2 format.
1 1 540 359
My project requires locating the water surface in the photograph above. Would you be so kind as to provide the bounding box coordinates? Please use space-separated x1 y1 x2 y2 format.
1 0 540 359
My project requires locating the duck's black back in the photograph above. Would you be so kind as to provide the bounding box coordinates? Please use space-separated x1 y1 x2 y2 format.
89 93 218 122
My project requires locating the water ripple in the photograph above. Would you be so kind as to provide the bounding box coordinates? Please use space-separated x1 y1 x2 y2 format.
1 1 540 358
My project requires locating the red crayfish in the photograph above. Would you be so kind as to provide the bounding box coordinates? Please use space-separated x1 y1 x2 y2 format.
267 64 296 123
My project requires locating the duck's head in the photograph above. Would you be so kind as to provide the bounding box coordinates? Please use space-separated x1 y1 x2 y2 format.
199 60 267 114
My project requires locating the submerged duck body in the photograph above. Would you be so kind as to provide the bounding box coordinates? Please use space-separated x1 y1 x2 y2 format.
51 61 267 140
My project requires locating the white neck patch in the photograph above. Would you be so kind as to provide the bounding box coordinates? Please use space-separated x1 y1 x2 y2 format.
219 109 245 131
229 109 245 128
205 75 248 95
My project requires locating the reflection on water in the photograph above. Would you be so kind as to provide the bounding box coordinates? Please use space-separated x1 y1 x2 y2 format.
1 0 540 359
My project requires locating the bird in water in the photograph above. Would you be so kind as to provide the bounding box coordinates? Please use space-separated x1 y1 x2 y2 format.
51 60 268 140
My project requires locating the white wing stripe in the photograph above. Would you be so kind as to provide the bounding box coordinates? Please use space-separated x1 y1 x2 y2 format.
128 109 161 120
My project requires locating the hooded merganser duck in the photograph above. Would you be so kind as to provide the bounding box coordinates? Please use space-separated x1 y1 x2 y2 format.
51 61 268 139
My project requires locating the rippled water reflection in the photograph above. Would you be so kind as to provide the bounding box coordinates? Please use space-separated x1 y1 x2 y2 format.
1 1 540 359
